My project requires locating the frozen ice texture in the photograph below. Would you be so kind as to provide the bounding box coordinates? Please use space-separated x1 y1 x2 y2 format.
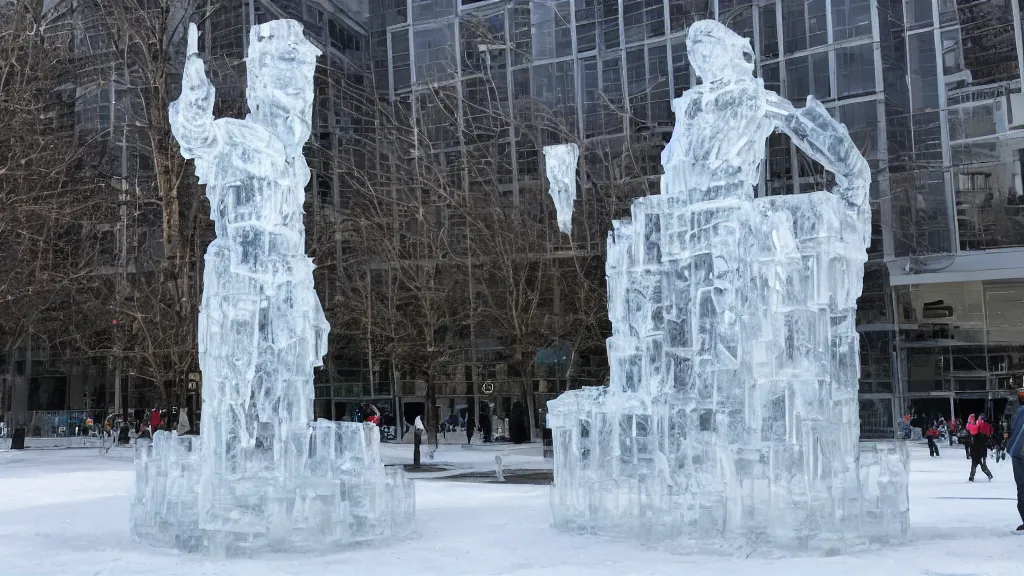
130 20 414 555
543 143 579 235
546 20 908 554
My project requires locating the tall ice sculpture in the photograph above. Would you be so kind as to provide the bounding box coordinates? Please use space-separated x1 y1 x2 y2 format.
545 20 909 554
130 20 415 555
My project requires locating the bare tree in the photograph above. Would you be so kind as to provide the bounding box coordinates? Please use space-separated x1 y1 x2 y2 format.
59 0 252 405
0 0 109 415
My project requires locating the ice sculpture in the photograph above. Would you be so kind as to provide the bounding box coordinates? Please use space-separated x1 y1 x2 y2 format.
130 21 414 555
544 143 579 234
546 20 908 554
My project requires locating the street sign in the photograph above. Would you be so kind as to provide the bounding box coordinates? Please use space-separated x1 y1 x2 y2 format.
481 382 494 395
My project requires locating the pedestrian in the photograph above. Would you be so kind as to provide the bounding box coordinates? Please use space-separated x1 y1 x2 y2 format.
413 415 425 467
993 421 1007 463
177 408 191 435
963 414 977 459
150 407 162 432
925 425 941 457
1007 389 1024 532
466 414 475 445
970 415 994 482
948 417 958 446
138 419 152 440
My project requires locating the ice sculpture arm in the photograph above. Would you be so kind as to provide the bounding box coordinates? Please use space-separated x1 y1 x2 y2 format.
169 23 218 159
766 94 871 247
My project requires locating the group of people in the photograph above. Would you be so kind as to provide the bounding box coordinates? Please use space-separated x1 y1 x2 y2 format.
135 406 192 440
922 391 1024 531
924 413 1006 481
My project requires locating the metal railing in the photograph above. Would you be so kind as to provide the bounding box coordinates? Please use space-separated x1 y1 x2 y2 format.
2 410 111 438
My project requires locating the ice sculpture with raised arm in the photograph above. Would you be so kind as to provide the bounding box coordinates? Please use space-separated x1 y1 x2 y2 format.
546 20 908 554
130 20 414 555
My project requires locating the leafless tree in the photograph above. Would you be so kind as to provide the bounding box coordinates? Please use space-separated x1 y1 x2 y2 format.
0 0 109 415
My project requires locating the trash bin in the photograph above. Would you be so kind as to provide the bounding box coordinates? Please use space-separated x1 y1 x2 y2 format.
11 427 26 450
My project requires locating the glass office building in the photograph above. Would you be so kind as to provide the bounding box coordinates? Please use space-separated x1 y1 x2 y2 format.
364 0 1024 436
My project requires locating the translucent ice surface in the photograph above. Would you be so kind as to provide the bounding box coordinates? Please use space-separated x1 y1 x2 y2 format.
546 20 908 554
543 143 579 235
130 20 414 555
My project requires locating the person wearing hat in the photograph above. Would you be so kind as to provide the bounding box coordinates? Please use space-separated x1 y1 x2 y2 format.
1008 389 1024 532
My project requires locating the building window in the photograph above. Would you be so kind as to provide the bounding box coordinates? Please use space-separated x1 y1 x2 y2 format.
836 44 876 97
413 24 457 83
831 0 872 41
669 38 690 98
669 0 708 33
782 0 807 54
391 29 411 91
412 0 457 22
531 0 572 60
833 100 880 158
906 0 934 30
908 32 938 111
759 4 779 59
761 62 780 95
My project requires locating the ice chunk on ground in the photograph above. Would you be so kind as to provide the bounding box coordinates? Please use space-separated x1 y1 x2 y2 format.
546 20 907 555
130 20 414 555
543 143 579 235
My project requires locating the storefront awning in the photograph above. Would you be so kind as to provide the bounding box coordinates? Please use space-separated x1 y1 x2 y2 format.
886 247 1024 286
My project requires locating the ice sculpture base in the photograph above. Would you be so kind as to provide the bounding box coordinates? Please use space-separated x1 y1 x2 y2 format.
131 421 415 556
549 389 908 554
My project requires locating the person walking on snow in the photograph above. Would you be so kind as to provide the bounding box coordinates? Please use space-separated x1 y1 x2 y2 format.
1007 389 1024 532
466 414 475 445
925 425 940 457
970 414 994 482
150 407 162 432
993 421 1007 463
962 414 977 459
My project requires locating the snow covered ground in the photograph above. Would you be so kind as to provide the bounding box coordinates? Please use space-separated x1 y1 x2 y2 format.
0 443 1020 576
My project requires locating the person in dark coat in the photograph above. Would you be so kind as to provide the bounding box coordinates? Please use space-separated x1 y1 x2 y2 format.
466 414 476 445
1006 390 1024 531
480 404 493 443
510 401 526 444
961 414 975 459
970 415 994 482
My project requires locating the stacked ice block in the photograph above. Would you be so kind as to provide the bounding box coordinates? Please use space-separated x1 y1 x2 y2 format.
131 423 414 554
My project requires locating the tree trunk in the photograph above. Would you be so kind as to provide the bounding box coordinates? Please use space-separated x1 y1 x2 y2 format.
522 373 535 442
425 369 437 447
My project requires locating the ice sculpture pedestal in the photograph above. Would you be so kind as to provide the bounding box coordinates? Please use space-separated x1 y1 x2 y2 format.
130 20 414 554
545 20 908 555
132 425 415 555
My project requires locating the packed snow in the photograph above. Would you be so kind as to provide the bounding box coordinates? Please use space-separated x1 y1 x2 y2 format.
0 443 1021 576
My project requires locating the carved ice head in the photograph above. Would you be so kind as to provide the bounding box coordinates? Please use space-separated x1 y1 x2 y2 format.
686 20 755 83
246 19 322 152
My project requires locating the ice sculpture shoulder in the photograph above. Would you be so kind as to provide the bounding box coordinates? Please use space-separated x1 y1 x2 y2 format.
130 20 414 556
545 20 908 555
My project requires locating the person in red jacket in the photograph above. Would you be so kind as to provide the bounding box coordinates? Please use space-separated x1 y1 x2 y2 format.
925 425 941 457
970 415 994 482
150 407 162 432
